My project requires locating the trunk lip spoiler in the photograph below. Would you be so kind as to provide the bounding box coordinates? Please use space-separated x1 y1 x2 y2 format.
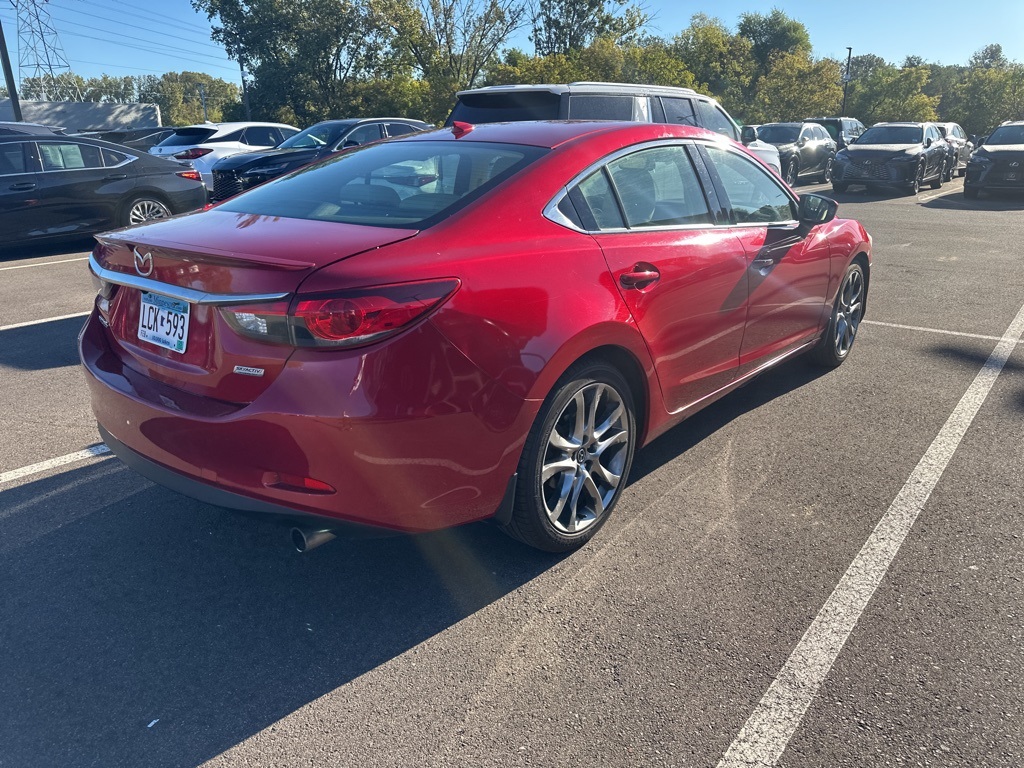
88 254 290 306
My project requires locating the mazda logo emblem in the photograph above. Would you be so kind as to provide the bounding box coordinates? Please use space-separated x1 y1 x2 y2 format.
133 247 153 277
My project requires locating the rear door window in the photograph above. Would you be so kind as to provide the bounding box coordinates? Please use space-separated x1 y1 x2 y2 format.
386 123 420 137
242 126 279 147
660 97 698 127
344 124 384 146
567 95 636 121
38 141 103 171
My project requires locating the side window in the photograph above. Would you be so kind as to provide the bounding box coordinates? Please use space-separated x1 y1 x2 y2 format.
567 95 636 120
606 146 712 228
38 142 103 171
344 124 384 146
279 128 299 141
703 145 796 225
102 148 129 166
571 169 625 230
242 126 279 147
695 100 739 141
210 129 245 144
386 123 419 137
661 97 698 127
0 143 28 175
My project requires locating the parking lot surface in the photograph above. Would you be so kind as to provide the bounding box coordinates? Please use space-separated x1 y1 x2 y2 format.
1 178 1021 767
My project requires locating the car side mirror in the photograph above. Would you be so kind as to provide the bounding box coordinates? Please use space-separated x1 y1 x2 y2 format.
741 125 758 144
976 136 985 147
798 193 838 225
968 134 978 146
924 137 932 147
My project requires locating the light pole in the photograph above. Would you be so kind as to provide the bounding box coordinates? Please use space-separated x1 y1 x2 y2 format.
842 47 853 115
0 18 22 122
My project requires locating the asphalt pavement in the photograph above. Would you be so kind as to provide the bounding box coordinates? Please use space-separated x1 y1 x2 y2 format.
0 178 1021 768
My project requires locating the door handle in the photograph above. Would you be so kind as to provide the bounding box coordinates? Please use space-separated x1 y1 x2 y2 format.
104 173 128 181
751 257 775 269
8 182 36 191
619 265 660 288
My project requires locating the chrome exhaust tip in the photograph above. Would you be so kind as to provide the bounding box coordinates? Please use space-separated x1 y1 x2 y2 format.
291 527 336 553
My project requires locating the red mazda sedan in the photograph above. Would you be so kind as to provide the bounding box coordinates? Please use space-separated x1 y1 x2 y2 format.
81 121 871 552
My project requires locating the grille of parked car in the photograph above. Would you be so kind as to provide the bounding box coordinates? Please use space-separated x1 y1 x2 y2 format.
212 171 245 201
845 161 891 181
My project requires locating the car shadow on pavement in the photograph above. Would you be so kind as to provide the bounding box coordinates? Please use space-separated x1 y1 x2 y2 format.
0 315 88 371
630 356 831 484
921 190 1024 211
0 237 95 264
0 462 561 768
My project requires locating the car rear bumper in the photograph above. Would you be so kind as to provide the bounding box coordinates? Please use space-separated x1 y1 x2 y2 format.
80 307 536 533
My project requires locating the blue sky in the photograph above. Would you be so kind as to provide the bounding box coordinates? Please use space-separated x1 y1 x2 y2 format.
1 0 1022 87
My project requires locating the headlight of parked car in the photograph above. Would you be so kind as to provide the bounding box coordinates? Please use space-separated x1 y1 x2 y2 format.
968 154 993 165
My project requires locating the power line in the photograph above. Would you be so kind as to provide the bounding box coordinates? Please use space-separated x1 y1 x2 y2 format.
57 29 238 73
89 0 217 36
48 15 234 66
47 1 227 53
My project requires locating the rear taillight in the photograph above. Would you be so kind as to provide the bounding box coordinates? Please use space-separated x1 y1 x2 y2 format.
173 148 213 160
176 169 203 182
220 279 460 349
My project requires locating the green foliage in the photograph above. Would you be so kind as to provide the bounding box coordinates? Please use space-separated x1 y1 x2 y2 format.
737 8 811 79
137 71 240 125
670 14 753 108
944 64 1024 136
531 0 648 56
748 52 842 123
845 64 938 124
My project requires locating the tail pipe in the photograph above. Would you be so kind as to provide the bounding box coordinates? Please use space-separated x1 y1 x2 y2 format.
291 527 336 553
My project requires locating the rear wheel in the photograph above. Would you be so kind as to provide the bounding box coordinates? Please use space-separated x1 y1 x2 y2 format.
930 161 944 189
503 360 637 553
784 159 798 187
821 156 834 183
943 154 956 182
123 195 172 227
809 261 865 369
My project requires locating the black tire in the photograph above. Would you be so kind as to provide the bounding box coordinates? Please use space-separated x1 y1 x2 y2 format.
907 165 924 195
964 185 980 200
831 181 849 193
809 261 866 369
502 360 637 553
784 159 798 187
943 154 955 182
122 195 172 227
821 156 834 183
930 161 943 189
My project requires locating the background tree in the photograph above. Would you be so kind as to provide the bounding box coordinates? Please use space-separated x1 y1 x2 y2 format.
844 63 938 124
670 14 754 109
748 52 842 122
736 8 811 80
372 0 528 123
137 71 240 125
531 0 648 56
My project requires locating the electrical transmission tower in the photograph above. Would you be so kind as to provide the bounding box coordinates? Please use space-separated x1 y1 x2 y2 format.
10 0 82 101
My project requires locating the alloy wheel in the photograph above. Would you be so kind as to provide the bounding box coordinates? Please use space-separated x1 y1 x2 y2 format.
832 267 865 358
540 382 630 535
128 198 172 225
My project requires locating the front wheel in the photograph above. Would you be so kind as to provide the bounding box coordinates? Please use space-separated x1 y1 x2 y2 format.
907 165 924 195
784 159 798 187
930 161 944 189
821 156 834 183
503 361 637 552
809 262 866 369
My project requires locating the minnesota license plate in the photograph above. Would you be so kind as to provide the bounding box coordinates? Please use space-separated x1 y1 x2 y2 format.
138 291 190 353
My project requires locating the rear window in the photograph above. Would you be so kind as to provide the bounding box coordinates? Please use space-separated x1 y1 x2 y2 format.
758 125 800 143
217 140 547 229
156 128 218 147
447 92 561 124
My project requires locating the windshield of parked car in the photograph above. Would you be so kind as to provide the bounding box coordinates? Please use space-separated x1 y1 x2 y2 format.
756 125 800 144
985 125 1024 145
217 140 547 229
857 126 923 145
155 127 218 147
279 122 353 149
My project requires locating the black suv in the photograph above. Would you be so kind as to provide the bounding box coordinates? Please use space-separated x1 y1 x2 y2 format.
832 122 949 195
754 122 837 186
936 122 975 179
804 117 866 150
447 82 782 174
210 117 430 201
964 121 1024 199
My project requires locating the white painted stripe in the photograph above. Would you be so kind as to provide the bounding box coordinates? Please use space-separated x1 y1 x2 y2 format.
0 256 89 271
918 184 963 203
0 311 90 332
863 319 1008 342
0 444 111 486
718 300 1024 768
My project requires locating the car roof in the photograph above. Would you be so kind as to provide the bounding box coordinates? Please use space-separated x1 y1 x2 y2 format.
402 120 717 149
175 122 297 132
763 122 803 127
456 82 702 99
0 121 65 135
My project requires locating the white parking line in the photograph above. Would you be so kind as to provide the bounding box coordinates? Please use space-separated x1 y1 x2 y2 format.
0 444 111 486
918 186 964 203
718 299 1024 768
0 311 90 332
863 319 1009 343
0 256 89 271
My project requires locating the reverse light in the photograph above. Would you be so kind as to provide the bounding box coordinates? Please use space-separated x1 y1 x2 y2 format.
219 279 460 349
173 147 214 160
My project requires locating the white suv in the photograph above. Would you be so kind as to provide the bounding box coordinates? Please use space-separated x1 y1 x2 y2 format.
448 82 782 174
149 122 300 187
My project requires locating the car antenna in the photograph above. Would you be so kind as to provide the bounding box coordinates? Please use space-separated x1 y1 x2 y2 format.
451 121 474 138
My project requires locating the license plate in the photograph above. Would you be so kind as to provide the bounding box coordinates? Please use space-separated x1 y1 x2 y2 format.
138 291 190 353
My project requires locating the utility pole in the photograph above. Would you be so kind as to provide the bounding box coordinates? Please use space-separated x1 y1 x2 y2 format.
198 82 208 121
239 60 251 121
0 18 22 121
842 47 853 116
